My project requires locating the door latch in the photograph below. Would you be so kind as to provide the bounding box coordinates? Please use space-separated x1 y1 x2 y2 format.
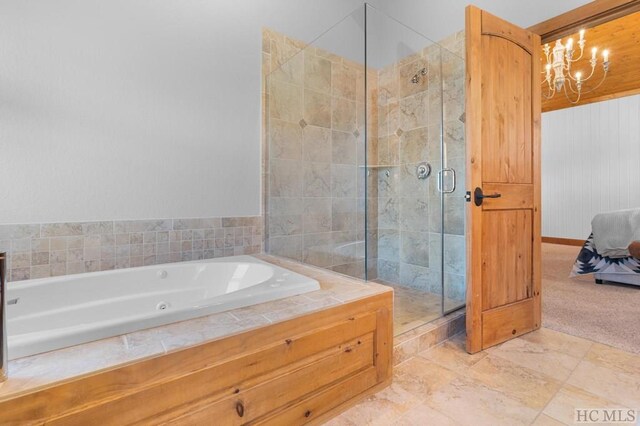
474 187 502 206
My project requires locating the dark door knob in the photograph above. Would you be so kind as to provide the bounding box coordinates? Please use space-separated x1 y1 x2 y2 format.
474 187 502 206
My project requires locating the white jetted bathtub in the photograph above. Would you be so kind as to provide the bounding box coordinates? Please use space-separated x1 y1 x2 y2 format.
6 256 320 359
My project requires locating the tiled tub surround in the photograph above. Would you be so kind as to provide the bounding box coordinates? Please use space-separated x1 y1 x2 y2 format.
0 254 390 403
263 27 379 280
375 31 466 306
0 216 262 282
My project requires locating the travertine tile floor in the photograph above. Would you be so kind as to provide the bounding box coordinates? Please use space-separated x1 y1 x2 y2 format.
378 283 464 336
391 285 442 335
325 328 640 425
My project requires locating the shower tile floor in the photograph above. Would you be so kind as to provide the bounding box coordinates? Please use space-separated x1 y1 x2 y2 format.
325 328 640 425
377 281 463 336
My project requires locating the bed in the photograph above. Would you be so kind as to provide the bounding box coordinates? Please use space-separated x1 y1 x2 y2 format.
571 233 640 286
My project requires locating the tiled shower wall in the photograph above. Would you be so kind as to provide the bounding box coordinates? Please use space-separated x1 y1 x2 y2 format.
0 217 262 282
375 31 466 302
262 28 378 280
262 28 466 299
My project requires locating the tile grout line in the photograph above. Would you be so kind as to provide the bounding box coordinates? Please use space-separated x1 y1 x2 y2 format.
528 337 595 425
392 331 470 425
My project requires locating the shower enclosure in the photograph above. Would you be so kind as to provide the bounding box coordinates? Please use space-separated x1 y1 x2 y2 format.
264 4 466 336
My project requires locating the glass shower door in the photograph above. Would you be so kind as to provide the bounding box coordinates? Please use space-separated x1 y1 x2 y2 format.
365 5 445 334
440 40 466 313
264 4 467 337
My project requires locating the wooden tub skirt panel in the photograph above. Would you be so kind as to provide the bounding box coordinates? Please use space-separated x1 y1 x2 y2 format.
0 291 393 425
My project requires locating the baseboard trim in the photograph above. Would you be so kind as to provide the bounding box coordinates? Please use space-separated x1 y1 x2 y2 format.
542 236 585 246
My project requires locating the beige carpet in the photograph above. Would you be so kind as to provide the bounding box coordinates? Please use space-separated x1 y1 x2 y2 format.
542 243 640 354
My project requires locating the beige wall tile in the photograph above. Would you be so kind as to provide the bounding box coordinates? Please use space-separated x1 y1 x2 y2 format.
304 89 331 128
270 80 302 123
269 119 302 160
332 62 357 100
331 97 356 132
304 53 331 94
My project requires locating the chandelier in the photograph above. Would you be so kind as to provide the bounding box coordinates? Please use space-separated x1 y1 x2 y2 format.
542 29 611 104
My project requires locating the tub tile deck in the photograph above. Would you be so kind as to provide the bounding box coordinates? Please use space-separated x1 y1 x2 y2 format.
0 254 391 401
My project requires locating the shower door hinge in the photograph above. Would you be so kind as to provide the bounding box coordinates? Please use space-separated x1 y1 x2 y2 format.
465 191 471 202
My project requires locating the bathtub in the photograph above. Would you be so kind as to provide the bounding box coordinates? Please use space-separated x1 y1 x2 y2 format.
6 255 320 360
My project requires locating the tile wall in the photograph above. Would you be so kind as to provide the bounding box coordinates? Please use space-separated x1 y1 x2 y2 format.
262 27 466 303
374 31 466 304
262 28 378 280
0 217 262 282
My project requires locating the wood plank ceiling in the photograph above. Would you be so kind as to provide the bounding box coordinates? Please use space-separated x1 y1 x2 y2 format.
541 11 640 112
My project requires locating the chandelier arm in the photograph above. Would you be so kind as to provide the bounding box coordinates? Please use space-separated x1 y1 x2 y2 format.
579 70 609 95
565 60 598 85
545 49 552 64
565 76 580 94
542 84 556 100
583 63 598 82
565 47 585 64
562 82 581 104
566 72 580 82
541 62 551 75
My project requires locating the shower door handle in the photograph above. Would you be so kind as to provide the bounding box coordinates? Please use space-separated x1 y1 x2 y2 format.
437 168 456 194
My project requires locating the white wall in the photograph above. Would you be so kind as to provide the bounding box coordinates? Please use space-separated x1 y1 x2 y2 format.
0 0 589 224
542 95 640 239
0 0 363 223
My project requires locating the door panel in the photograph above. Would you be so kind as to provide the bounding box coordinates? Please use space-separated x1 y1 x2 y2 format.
465 5 541 353
481 37 533 184
481 210 533 310
482 298 535 348
482 183 533 210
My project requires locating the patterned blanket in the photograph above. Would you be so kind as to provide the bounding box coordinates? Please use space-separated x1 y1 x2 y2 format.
571 233 640 277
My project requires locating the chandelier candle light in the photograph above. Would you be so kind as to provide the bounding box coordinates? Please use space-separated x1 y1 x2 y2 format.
542 28 610 104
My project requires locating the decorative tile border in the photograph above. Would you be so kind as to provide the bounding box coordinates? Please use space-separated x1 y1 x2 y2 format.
0 216 263 282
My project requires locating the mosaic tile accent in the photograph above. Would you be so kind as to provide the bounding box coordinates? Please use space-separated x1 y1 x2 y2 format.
0 216 263 282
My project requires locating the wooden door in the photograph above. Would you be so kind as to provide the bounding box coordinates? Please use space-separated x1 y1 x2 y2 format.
465 6 542 353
